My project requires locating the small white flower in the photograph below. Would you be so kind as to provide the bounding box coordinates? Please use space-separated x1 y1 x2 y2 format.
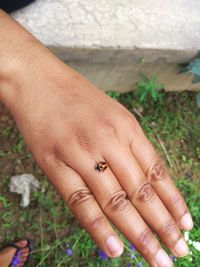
184 231 190 241
192 241 200 252
183 231 200 252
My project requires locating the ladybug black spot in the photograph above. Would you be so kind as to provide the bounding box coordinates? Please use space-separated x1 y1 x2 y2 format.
95 161 108 172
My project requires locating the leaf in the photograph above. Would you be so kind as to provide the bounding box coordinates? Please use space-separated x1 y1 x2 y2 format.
192 74 200 84
179 64 191 74
151 74 157 84
151 90 158 101
179 59 200 75
196 92 200 108
135 74 163 103
139 90 148 102
139 74 149 83
190 59 200 76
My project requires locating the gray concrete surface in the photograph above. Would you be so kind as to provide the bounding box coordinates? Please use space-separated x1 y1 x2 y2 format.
12 0 200 92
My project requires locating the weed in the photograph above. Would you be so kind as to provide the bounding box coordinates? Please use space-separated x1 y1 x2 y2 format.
179 53 200 110
1 126 13 138
135 74 164 103
0 151 6 157
0 91 199 266
106 90 121 101
180 58 200 84
11 136 25 154
196 92 200 108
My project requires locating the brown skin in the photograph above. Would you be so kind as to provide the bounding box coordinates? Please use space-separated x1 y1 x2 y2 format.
0 10 193 267
0 240 30 267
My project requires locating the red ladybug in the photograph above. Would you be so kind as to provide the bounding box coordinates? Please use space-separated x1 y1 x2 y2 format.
95 161 108 172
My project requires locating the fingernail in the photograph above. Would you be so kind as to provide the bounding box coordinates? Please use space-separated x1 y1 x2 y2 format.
174 238 189 257
105 236 123 257
155 249 173 267
180 213 193 230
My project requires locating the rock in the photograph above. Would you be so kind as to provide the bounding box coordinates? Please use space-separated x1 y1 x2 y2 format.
11 0 200 92
9 173 40 207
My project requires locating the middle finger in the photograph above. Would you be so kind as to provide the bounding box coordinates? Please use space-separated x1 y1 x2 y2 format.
103 144 189 258
66 148 173 267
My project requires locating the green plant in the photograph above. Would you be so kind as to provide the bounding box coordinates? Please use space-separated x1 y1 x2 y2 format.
196 92 200 108
196 147 200 159
1 126 13 138
135 74 164 103
106 90 121 101
1 91 199 266
12 136 25 154
180 54 200 108
180 58 200 84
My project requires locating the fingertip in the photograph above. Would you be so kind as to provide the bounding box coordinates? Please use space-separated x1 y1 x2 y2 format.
180 213 193 231
174 238 189 257
105 235 124 257
155 249 173 267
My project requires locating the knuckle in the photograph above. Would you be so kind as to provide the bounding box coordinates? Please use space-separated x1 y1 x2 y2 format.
160 219 177 235
104 190 128 213
122 111 136 125
122 111 140 133
134 182 155 204
148 160 167 182
138 229 154 251
42 151 56 166
170 193 187 214
39 148 64 168
86 214 107 230
67 188 93 208
98 119 117 140
170 193 181 206
76 131 95 152
122 112 140 137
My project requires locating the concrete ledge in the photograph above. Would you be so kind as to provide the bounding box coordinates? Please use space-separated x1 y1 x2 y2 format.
12 0 200 92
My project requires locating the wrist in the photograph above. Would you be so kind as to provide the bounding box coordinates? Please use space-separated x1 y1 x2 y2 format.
0 10 75 110
0 9 38 104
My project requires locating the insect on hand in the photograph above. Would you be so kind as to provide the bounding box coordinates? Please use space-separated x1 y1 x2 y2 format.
95 161 108 172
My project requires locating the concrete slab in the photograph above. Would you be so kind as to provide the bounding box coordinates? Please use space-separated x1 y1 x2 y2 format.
11 0 200 92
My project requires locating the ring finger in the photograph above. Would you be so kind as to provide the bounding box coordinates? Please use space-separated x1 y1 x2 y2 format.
66 148 173 267
104 145 189 258
40 157 124 258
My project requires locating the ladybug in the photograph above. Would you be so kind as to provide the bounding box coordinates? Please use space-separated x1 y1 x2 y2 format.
95 161 108 172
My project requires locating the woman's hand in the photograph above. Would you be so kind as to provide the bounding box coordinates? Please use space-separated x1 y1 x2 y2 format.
0 10 193 267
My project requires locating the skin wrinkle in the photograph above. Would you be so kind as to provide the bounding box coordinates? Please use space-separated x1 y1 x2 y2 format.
148 160 167 182
76 130 96 153
86 215 107 230
98 121 116 141
0 9 192 265
136 182 155 204
42 151 63 168
104 190 128 213
170 193 181 207
138 228 154 249
103 146 187 259
137 229 157 262
67 188 94 207
160 219 178 235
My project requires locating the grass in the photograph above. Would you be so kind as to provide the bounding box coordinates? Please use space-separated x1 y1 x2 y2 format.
0 90 199 267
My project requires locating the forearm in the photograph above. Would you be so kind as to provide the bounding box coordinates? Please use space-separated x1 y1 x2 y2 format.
0 10 41 100
0 9 74 110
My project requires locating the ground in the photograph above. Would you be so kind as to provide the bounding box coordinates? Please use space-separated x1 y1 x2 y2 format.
0 90 199 267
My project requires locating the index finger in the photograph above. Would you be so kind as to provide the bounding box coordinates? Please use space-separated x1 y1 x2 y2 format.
130 121 193 231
